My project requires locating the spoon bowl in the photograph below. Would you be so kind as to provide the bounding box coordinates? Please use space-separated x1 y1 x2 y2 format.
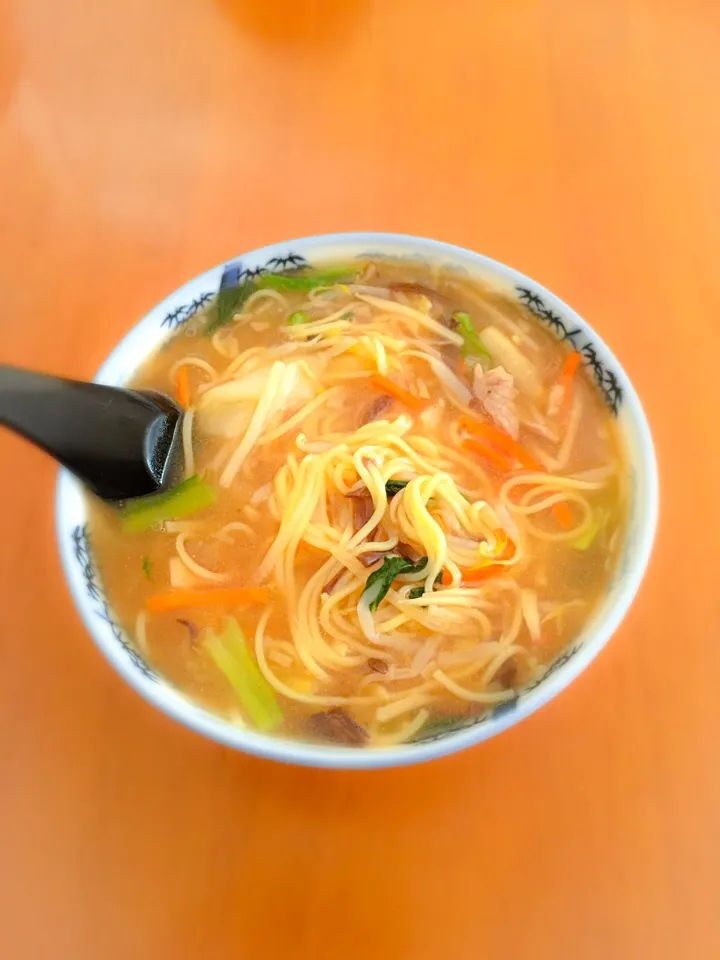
0 364 183 500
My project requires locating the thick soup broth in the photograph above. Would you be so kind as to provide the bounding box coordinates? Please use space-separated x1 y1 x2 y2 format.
90 259 627 746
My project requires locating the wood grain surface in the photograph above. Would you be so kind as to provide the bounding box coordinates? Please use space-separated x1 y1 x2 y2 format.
1 0 719 957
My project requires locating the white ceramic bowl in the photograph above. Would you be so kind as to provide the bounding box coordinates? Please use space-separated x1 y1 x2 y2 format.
56 233 659 769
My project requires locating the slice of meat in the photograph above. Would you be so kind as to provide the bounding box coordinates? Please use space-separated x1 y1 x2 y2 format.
473 365 520 439
397 541 423 563
322 570 344 594
351 493 374 534
307 708 368 745
358 551 387 568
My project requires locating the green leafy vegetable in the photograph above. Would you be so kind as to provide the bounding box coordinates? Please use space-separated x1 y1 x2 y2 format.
362 555 428 612
121 475 216 533
453 312 492 361
257 269 353 292
141 556 153 580
407 570 444 600
205 617 283 731
385 480 409 498
287 310 311 325
205 278 256 334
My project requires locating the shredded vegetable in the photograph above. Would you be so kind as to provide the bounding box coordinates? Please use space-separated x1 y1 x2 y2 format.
461 562 510 582
175 366 191 409
461 437 513 473
146 587 271 613
552 501 575 529
369 373 429 413
122 475 216 533
559 351 583 416
459 415 542 470
287 310 311 325
205 617 283 730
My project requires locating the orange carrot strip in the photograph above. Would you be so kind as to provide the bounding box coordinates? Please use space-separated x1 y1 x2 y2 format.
369 373 428 413
461 563 510 583
459 415 543 471
440 569 453 586
461 437 513 473
175 366 191 409
460 532 516 582
552 501 575 529
146 587 271 613
559 351 582 416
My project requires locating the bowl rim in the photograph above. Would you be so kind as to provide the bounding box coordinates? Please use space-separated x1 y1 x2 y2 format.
55 231 659 769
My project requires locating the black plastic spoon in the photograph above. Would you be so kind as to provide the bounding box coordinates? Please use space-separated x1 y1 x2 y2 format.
0 364 183 501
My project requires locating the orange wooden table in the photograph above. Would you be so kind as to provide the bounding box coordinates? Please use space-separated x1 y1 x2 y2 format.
2 1 719 957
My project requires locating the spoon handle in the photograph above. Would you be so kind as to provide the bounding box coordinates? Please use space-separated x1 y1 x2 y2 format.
0 364 181 500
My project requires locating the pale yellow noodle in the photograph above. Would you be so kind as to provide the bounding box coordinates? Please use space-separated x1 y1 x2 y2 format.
432 670 515 704
369 709 430 746
220 361 288 486
215 521 254 544
253 607 375 706
176 533 231 583
354 294 463 345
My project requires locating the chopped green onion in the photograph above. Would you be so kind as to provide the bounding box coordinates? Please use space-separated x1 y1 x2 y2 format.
257 269 353 292
121 475 216 533
362 555 428 612
205 617 283 731
287 310 311 325
453 312 492 361
141 556 153 580
205 278 256 334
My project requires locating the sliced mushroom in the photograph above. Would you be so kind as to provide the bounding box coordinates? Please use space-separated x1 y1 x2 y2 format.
367 658 389 674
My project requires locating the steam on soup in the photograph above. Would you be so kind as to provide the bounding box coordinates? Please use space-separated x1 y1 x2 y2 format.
89 259 627 747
